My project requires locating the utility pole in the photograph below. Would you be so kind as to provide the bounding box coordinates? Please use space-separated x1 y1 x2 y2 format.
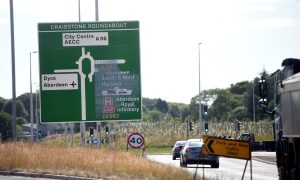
198 43 202 138
95 0 101 149
186 122 189 139
10 0 17 141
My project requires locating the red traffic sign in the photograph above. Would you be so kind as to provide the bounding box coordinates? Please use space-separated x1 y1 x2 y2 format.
127 133 145 148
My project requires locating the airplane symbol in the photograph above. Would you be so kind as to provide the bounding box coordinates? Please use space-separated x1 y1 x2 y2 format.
70 81 77 88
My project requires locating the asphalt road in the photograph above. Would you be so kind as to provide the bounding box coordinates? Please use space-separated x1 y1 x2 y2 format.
0 176 53 180
147 152 278 180
0 172 97 180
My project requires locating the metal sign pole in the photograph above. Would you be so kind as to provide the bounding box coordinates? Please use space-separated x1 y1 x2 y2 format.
250 157 253 180
77 0 85 147
198 43 202 138
9 0 17 141
97 123 101 149
95 0 101 149
241 160 248 180
187 122 189 139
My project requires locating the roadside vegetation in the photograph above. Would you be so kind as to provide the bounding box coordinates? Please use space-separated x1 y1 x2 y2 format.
0 119 273 179
0 142 194 180
41 120 273 153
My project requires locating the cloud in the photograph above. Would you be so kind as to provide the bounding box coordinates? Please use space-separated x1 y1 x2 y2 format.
0 18 9 24
243 4 276 11
246 18 297 30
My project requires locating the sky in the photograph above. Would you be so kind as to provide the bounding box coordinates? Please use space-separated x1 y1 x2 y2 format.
1 0 300 104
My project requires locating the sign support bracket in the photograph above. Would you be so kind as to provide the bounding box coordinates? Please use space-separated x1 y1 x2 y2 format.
241 160 248 180
241 159 253 180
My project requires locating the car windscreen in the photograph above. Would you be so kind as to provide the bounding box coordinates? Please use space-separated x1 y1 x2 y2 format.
188 141 202 147
176 142 186 146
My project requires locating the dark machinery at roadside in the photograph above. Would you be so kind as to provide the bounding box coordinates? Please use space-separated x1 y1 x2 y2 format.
258 58 300 180
238 133 275 152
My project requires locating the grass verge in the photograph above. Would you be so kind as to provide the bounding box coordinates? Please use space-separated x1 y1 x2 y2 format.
0 142 193 180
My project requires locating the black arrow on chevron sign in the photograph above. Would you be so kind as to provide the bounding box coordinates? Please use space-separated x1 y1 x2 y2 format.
207 139 215 154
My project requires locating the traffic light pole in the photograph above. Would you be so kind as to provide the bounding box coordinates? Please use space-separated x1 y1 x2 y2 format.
186 122 189 139
95 0 101 149
97 123 101 149
198 43 202 138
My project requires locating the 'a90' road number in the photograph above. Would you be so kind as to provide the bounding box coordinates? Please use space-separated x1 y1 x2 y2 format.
128 133 144 148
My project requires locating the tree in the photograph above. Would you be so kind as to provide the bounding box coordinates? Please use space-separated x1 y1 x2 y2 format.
143 98 170 121
189 89 219 121
209 89 232 121
0 112 12 141
229 81 252 95
17 117 28 126
148 109 164 121
229 106 248 120
17 93 39 120
3 100 28 118
189 95 201 121
142 112 152 121
143 98 158 110
17 93 31 113
0 97 7 112
167 103 191 123
155 98 169 114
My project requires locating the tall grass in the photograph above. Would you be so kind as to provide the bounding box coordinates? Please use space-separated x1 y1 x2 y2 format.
0 142 193 179
112 120 274 148
39 120 273 150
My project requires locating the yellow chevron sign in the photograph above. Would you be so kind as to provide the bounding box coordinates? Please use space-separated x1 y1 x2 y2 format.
202 135 251 160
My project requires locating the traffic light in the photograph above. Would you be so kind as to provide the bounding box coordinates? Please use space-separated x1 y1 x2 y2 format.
203 104 208 116
236 120 241 131
258 76 267 98
204 122 209 132
38 129 42 136
89 127 94 138
189 121 194 131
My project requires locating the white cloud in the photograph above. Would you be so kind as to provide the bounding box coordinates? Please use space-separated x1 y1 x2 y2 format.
0 18 9 24
251 0 284 4
240 4 276 12
246 18 297 30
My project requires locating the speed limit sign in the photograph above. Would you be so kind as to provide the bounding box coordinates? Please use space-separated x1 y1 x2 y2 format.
127 132 145 148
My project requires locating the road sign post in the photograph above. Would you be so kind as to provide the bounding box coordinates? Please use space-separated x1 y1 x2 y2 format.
38 21 141 123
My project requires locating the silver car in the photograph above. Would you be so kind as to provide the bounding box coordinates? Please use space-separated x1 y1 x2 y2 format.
180 139 219 168
171 140 186 160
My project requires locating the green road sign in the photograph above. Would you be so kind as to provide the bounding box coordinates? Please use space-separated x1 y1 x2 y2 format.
38 21 141 123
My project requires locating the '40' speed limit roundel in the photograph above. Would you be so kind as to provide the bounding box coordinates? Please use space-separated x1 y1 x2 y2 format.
127 133 144 148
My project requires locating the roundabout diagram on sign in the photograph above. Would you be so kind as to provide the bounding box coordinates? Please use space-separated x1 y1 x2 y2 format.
127 133 144 148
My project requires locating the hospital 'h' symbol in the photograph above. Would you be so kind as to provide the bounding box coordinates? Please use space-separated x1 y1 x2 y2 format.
104 97 113 106
102 97 115 113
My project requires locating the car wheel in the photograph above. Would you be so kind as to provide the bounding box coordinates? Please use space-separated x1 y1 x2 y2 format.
180 156 183 167
182 157 187 167
211 162 219 168
291 168 300 180
182 161 187 167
